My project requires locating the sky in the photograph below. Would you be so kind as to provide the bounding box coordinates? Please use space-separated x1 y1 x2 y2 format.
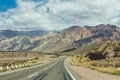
0 0 120 31
0 0 17 12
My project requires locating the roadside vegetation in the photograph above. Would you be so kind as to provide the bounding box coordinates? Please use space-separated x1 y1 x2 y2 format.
71 40 120 75
0 51 57 72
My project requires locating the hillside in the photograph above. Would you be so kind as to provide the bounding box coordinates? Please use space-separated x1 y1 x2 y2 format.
73 24 120 47
0 24 120 52
0 30 49 41
72 40 120 59
0 36 33 51
72 40 120 75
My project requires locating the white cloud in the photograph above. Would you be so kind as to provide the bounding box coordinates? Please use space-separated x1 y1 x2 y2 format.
0 0 120 31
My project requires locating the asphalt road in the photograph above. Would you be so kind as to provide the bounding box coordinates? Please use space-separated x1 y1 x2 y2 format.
0 57 74 80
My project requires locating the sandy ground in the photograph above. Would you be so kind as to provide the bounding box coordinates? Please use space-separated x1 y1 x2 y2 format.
66 58 120 80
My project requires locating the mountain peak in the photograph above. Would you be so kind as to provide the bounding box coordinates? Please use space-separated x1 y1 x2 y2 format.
63 26 81 32
66 26 80 30
96 24 118 28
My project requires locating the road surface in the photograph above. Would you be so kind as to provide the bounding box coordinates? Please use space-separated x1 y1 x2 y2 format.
0 57 75 80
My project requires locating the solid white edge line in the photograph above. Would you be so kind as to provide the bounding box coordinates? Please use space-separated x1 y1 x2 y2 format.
64 58 76 80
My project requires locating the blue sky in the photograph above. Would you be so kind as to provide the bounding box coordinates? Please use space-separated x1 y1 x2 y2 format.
0 0 17 12
0 0 120 31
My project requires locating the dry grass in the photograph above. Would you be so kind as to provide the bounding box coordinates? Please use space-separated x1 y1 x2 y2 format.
72 56 120 75
0 56 56 72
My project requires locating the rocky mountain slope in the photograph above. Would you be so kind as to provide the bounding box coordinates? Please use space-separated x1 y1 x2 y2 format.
72 40 120 59
0 24 120 52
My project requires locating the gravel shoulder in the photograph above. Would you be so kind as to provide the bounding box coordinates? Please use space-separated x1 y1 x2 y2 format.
66 58 120 80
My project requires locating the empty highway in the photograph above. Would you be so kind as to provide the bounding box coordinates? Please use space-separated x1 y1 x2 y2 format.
0 57 75 80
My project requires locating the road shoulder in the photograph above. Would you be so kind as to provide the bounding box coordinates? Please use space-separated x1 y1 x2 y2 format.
65 57 120 80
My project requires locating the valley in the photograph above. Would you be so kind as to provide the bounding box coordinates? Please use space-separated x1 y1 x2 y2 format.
0 24 120 80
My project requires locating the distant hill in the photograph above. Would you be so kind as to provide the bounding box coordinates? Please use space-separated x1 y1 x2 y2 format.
0 30 49 41
0 24 120 52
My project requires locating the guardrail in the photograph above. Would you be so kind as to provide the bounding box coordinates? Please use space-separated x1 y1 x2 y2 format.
0 63 27 72
0 60 51 72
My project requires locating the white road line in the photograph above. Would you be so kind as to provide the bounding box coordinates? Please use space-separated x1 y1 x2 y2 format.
28 67 49 78
28 72 38 78
43 68 48 70
28 59 59 79
64 59 76 80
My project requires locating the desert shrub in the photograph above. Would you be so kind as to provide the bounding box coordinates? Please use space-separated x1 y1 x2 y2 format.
114 46 120 52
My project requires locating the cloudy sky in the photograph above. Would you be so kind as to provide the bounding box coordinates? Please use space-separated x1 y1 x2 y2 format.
0 0 120 31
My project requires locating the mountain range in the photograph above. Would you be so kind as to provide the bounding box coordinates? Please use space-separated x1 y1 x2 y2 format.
0 24 120 52
0 30 49 41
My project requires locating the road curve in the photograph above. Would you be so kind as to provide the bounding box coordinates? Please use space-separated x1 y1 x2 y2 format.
0 57 75 80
